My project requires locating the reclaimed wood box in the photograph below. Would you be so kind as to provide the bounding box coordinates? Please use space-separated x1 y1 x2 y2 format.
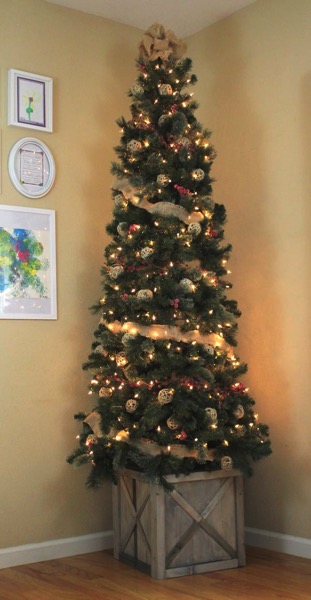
112 468 245 579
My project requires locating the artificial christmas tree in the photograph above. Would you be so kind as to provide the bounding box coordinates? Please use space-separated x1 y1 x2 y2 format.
68 25 271 552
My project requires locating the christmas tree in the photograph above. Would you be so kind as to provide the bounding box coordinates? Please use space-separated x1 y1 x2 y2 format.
67 24 271 488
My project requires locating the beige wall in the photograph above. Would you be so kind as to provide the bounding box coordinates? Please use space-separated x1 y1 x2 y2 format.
1 0 310 552
187 0 311 539
0 0 140 548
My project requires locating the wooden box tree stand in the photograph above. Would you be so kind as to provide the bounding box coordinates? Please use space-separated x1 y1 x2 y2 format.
112 468 245 579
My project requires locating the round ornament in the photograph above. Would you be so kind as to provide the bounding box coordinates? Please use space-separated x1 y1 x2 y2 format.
99 387 112 398
179 137 190 147
158 388 174 405
136 289 153 301
235 424 246 437
157 173 170 187
192 168 205 181
116 352 128 367
206 344 214 355
109 265 124 280
122 333 135 345
179 278 195 293
221 456 233 470
114 194 128 210
141 246 154 259
94 344 105 354
182 234 193 245
188 222 201 236
234 405 245 419
86 434 98 446
141 339 155 353
125 399 138 413
158 114 169 127
131 83 144 97
159 83 173 96
117 222 128 237
127 139 142 152
167 416 179 430
205 407 218 423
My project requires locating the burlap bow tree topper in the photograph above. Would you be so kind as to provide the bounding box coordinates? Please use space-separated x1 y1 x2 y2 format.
138 23 186 61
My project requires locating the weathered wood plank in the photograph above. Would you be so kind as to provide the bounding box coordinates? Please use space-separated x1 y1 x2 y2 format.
114 470 245 579
235 475 246 566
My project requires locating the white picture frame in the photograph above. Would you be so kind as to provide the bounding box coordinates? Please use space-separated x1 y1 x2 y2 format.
8 137 55 198
8 69 53 132
0 205 57 319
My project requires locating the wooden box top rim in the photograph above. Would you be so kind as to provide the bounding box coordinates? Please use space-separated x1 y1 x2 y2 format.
118 468 242 484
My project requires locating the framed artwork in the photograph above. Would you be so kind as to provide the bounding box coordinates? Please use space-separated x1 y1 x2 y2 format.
8 69 53 132
0 205 57 319
8 137 55 198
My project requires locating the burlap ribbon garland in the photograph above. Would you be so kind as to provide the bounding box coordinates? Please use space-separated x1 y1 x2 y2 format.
83 414 215 462
102 318 231 353
113 178 204 224
138 23 186 62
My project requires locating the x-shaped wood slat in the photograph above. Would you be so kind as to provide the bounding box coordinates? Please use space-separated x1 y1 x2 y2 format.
166 478 236 566
119 475 151 554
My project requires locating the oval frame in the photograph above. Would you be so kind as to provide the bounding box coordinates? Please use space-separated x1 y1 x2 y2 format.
8 137 55 198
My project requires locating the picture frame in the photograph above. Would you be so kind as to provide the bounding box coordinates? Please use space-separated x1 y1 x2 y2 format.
0 205 57 319
8 137 56 198
8 69 53 132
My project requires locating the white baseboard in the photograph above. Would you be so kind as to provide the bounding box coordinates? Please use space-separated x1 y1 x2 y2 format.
0 530 113 570
245 527 311 559
1 527 310 570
